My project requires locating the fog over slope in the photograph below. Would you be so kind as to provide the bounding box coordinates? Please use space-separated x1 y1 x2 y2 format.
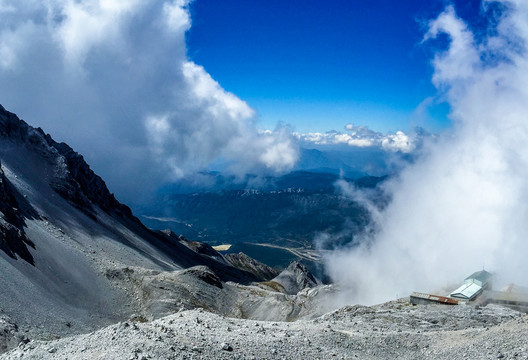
326 0 528 305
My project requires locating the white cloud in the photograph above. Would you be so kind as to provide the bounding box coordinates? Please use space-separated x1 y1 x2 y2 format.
0 2 15 14
424 5 479 87
381 131 415 153
62 3 132 67
143 60 298 179
258 132 299 172
0 29 19 70
325 0 528 306
181 62 255 121
297 124 418 153
0 0 298 201
163 0 192 33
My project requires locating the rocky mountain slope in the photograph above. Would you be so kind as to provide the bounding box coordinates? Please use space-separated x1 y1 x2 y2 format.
0 104 331 351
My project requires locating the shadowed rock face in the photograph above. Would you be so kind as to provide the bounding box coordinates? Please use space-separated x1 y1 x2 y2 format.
271 261 318 295
224 252 280 281
0 104 138 223
49 140 138 221
0 162 35 265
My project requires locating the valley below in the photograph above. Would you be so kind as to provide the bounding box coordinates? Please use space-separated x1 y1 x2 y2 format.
245 242 323 263
137 172 384 251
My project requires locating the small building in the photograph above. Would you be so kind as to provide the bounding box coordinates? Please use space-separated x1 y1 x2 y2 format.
450 270 493 301
410 292 460 306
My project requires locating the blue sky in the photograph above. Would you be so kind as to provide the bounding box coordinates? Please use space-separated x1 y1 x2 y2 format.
0 0 495 199
186 0 482 133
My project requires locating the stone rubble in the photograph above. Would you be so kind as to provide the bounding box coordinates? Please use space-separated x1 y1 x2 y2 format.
3 300 528 360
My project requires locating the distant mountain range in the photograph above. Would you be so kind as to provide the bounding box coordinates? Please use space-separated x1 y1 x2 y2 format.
295 147 391 177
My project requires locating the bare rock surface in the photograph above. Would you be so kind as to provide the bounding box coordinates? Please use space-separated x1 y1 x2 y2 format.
267 261 318 295
3 300 527 360
103 264 336 322
0 315 26 354
224 252 280 281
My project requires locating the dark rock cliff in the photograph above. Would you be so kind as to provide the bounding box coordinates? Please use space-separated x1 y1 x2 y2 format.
0 104 138 222
0 161 35 264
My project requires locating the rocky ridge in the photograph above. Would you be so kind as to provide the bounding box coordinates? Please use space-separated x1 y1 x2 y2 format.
0 104 137 221
103 262 333 323
224 252 280 281
3 300 527 360
265 261 319 295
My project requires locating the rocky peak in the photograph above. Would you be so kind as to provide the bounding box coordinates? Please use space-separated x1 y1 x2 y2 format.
0 104 137 222
46 135 136 219
224 252 280 281
270 261 319 295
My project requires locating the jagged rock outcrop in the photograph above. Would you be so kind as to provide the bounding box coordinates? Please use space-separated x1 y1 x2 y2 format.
49 140 138 220
0 162 21 225
156 230 279 282
268 261 318 295
0 162 35 264
181 239 226 262
0 104 137 222
0 314 26 354
224 252 280 281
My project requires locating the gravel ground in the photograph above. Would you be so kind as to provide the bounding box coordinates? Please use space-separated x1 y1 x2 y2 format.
3 299 527 360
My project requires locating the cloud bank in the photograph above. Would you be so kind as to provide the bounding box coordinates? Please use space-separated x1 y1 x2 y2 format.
297 125 419 153
0 0 298 201
325 0 528 305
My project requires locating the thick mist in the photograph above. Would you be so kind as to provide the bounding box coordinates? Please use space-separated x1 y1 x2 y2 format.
0 0 298 202
324 0 528 305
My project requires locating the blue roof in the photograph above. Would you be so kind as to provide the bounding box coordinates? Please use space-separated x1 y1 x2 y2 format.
450 282 483 300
